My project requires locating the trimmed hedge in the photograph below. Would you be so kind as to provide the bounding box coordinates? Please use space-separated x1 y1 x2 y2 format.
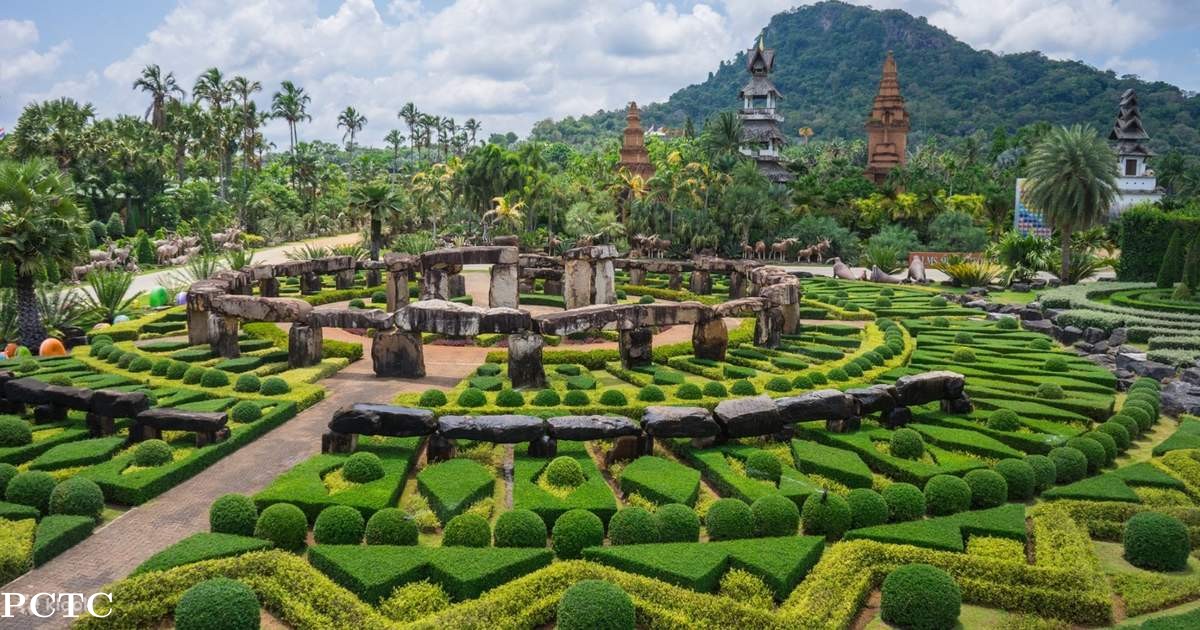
557 580 635 630
173 577 261 630
133 533 272 575
1123 512 1191 572
880 563 961 630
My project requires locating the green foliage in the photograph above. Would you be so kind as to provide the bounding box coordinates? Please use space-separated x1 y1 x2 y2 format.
847 488 889 528
198 369 229 388
552 509 604 559
133 439 173 467
365 508 418 546
730 379 757 395
964 469 1008 509
751 494 799 537
0 416 32 447
637 385 666 402
379 580 450 623
419 389 448 407
608 507 660 545
443 513 491 547
745 451 782 483
342 452 385 484
801 492 851 540
562 390 590 406
924 475 971 516
599 389 628 406
259 376 290 395
230 401 262 423
1098 421 1131 451
0 463 17 497
1037 382 1065 399
1066 436 1106 473
719 568 774 610
133 533 272 576
210 494 258 537
556 579 635 630
494 509 547 548
994 459 1036 501
457 387 487 407
313 505 365 545
655 503 701 542
619 456 700 506
1049 447 1087 483
889 428 924 460
1044 356 1069 372
495 388 524 408
675 383 703 399
530 389 561 406
929 211 988 252
986 409 1021 432
702 381 728 397
173 577 260 630
706 498 754 540
254 502 308 552
1123 512 1191 572
1025 454 1057 492
997 316 1019 330
880 563 961 630
233 373 261 393
48 476 104 519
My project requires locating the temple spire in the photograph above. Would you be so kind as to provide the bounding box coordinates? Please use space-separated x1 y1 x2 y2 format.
864 51 910 184
616 101 654 182
737 38 791 182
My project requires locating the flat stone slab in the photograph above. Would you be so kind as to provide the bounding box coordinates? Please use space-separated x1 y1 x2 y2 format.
563 244 618 260
210 295 313 323
383 253 419 272
135 408 227 432
615 258 688 273
329 403 437 436
308 309 394 330
714 298 766 318
421 246 518 268
546 415 641 440
893 371 965 406
396 300 484 336
437 414 546 443
44 384 95 410
776 389 859 422
536 302 712 336
640 406 720 438
846 384 897 414
714 396 784 438
90 389 150 418
4 377 51 405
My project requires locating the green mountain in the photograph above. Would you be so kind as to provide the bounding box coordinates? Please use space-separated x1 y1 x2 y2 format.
529 1 1200 154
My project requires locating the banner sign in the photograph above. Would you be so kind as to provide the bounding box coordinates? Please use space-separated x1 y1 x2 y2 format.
1014 178 1052 238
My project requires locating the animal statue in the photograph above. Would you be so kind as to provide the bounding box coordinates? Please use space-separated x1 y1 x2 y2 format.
88 250 109 263
546 234 562 254
629 234 649 257
652 237 672 258
830 257 865 281
182 236 201 249
71 264 92 282
740 242 755 259
907 256 928 284
869 265 905 284
796 238 832 263
770 238 798 261
156 242 181 264
754 241 767 259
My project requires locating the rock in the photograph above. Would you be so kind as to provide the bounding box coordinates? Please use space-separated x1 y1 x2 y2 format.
3 377 51 405
1092 340 1109 354
754 307 782 349
1030 279 1047 289
776 389 859 422
507 332 546 389
1108 328 1128 346
1130 360 1177 381
1182 367 1200 386
307 309 393 330
43 384 94 410
1058 326 1083 345
334 269 355 290
527 435 557 458
134 408 227 433
1019 307 1043 321
372 330 425 378
881 406 912 428
422 245 518 268
1074 341 1095 354
893 371 965 406
940 393 974 414
691 315 729 362
536 302 710 336
965 299 989 309
322 432 358 454
607 434 654 463
210 315 240 359
713 396 784 438
1162 381 1200 416
1116 351 1148 371
33 404 67 423
966 286 989 295
640 406 720 438
90 390 150 418
328 404 437 436
288 323 323 368
1021 319 1053 334
1084 327 1107 344
846 384 897 414
396 300 483 336
825 417 862 433
1011 282 1030 292
437 415 546 443
546 415 640 441
619 327 653 369
489 263 519 309
689 269 712 294
1043 308 1063 320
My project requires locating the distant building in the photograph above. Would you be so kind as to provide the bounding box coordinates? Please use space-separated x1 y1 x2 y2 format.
738 37 791 182
1109 89 1163 216
617 101 655 181
864 51 910 185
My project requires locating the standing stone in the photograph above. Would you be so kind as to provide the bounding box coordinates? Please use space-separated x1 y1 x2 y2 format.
426 434 457 462
689 270 712 295
562 245 618 309
335 269 355 290
563 258 593 310
692 316 728 361
508 332 546 388
372 330 425 378
187 307 211 346
594 259 616 304
365 269 381 287
288 323 323 368
782 302 801 334
619 326 653 369
210 315 240 358
544 279 563 296
754 308 782 349
421 267 452 300
259 277 280 298
387 269 410 312
528 435 558 458
448 274 466 298
489 263 519 309
628 268 646 285
667 272 682 291
729 271 748 299
322 431 358 454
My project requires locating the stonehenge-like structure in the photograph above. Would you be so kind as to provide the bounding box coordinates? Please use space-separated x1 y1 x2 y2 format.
562 245 618 309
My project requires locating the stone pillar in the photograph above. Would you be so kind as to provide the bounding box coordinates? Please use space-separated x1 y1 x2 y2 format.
372 330 425 377
689 270 712 295
692 316 728 361
85 412 116 437
563 258 593 310
528 435 558 458
593 259 616 304
667 272 682 291
187 307 211 346
881 407 912 428
508 332 546 388
754 308 782 349
489 263 519 309
427 434 457 462
729 272 747 299
628 268 646 285
288 322 323 368
210 315 240 358
619 326 653 369
335 269 355 290
562 245 618 309
448 274 466 298
387 269 410 312
421 267 451 300
258 278 280 298
782 302 801 335
322 431 358 454
365 269 382 287
300 272 322 295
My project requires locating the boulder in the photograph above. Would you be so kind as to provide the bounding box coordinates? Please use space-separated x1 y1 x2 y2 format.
881 406 913 428
135 408 227 433
1108 328 1129 347
1019 307 1043 321
43 385 94 410
546 415 640 441
437 415 546 443
713 396 784 438
691 315 728 362
91 389 150 418
372 330 425 378
1058 326 1083 345
1162 382 1200 416
489 263 519 309
1130 359 1177 381
1182 367 1200 386
3 377 51 405
846 384 897 414
1084 327 1107 344
328 404 437 436
776 389 859 422
288 323 323 369
893 371 965 406
640 406 720 438
1021 319 1054 335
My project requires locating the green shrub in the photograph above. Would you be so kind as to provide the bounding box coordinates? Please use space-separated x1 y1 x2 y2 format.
1098 421 1132 451
1066 437 1106 474
182 366 205 384
118 353 136 369
1043 357 1069 372
952 347 976 363
133 439 173 467
167 361 190 380
745 451 782 483
0 417 32 447
200 369 231 388
105 347 125 364
994 459 1036 502
1025 454 1057 492
229 401 262 424
234 373 261 393
418 389 448 407
1123 512 1191 572
791 374 813 389
149 358 170 376
997 317 1019 330
531 389 561 406
675 383 703 400
457 388 487 408
964 469 1008 509
0 463 17 496
1029 337 1052 350
730 380 757 395
552 509 604 559
495 388 524 408
706 498 754 540
718 568 774 610
637 385 665 402
1037 383 1064 400
882 483 926 522
313 505 365 545
443 513 491 547
801 491 851 540
563 390 590 406
556 579 635 630
493 509 547 548
924 475 971 516
545 456 586 488
826 368 849 382
953 331 974 344
751 494 799 537
654 503 700 542
765 377 792 393
372 290 387 303
1123 405 1153 431
1048 447 1088 483
652 370 684 386
553 364 581 376
875 296 892 308
254 502 308 552
48 476 104 519
808 372 828 385
379 580 449 622
259 377 290 395
889 428 924 460
1085 431 1117 464
210 494 257 536
129 356 153 372
477 363 502 376
1111 413 1141 439
365 508 418 545
342 452 384 483
638 295 655 305
598 389 628 406
702 382 727 397
880 563 961 630
174 577 260 630
930 295 949 307
348 298 365 309
847 488 889 528
608 507 659 545
986 409 1021 432
5 470 56 512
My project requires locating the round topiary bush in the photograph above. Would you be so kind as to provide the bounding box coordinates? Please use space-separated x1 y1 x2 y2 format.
0 416 32 447
702 381 727 397
890 428 925 460
765 376 792 393
847 488 889 528
675 383 703 400
954 331 974 344
875 296 892 308
552 509 604 559
477 363 502 376
200 369 230 388
1048 446 1088 483
1123 512 1191 572
1125 399 1159 423
745 451 782 483
531 389 561 407
636 385 665 402
230 401 262 423
986 409 1021 432
365 508 419 545
0 463 17 497
563 390 590 406
348 298 365 309
493 509 547 548
843 362 864 378
880 563 961 630
234 373 261 393
134 439 173 467
556 579 635 630
997 316 1019 330
924 475 972 516
174 577 260 630
1111 413 1141 440
442 513 491 547
313 505 365 545
1037 382 1064 400
751 494 799 537
182 366 205 384
1098 421 1132 451
994 459 1036 502
254 502 308 551
118 352 136 369
259 376 290 395
808 371 829 385
457 387 487 407
1085 431 1117 465
167 360 190 380
952 347 976 363
827 368 849 382
419 389 448 407
655 503 700 542
801 491 852 540
598 389 628 406
931 295 949 307
1123 405 1153 432
608 506 659 545
105 348 125 364
1043 357 1069 372
495 388 524 408
1066 437 1106 474
129 356 153 372
372 290 387 303
544 456 585 488
729 380 757 396
1029 337 1053 350
882 483 926 522
1025 454 1058 492
210 494 258 536
964 469 1008 509
706 498 754 540
342 452 384 483
792 374 813 389
5 470 56 512
48 476 104 519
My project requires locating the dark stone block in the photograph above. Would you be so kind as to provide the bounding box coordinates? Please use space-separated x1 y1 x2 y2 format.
826 416 862 433
893 371 965 406
940 394 974 414
91 390 150 418
546 415 640 441
1058 326 1083 345
4 377 50 405
881 406 912 428
437 414 546 443
33 404 66 424
640 406 719 438
776 389 859 422
1084 327 1107 344
528 435 558 458
713 396 784 438
135 408 228 432
426 434 457 462
85 412 116 437
44 384 94 410
372 330 425 378
322 431 358 454
328 404 437 437
846 384 897 415
618 326 653 369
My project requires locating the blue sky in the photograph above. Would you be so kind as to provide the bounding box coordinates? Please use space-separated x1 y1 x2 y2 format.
3 1 1198 146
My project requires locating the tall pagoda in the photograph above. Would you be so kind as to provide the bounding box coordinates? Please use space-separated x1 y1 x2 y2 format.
1108 89 1162 215
738 37 791 182
864 51 910 185
617 102 655 181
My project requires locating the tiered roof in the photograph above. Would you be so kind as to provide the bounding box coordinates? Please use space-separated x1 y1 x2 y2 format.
617 102 655 180
1110 89 1153 158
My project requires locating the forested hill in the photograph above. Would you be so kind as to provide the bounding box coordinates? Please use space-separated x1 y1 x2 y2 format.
529 0 1200 154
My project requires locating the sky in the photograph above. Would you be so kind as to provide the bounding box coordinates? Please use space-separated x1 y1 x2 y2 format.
2 0 1199 148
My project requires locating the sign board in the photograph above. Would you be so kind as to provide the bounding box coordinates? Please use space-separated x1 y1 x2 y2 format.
1014 178 1052 238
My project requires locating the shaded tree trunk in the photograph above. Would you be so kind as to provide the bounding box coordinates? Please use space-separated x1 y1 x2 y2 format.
1060 226 1072 283
370 214 382 262
16 274 46 351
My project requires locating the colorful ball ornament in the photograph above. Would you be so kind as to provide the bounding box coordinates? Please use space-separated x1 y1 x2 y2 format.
176 292 188 306
91 322 111 330
148 287 170 308
15 346 32 358
113 315 130 324
3 343 16 358
38 338 67 357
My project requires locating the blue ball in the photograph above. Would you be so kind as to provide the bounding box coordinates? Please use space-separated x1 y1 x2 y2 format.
113 314 130 323
176 292 188 306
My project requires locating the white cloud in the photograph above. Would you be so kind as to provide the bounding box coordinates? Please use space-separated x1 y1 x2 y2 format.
0 19 39 51
0 20 69 89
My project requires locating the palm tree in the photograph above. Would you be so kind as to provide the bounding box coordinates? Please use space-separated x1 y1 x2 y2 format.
1024 125 1118 282
383 129 405 181
132 64 184 131
350 179 400 262
399 102 419 153
270 80 312 158
484 196 525 238
702 111 743 156
337 106 368 151
0 159 88 349
464 118 481 146
229 76 262 172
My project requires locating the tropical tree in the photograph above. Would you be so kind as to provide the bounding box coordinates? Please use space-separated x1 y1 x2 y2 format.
350 179 400 262
0 159 88 349
702 111 743 157
132 64 184 131
270 80 312 158
1023 125 1118 281
463 118 481 146
399 102 419 153
337 107 368 151
485 196 526 237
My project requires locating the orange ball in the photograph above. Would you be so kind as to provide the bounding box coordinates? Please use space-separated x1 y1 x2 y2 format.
4 343 16 358
39 338 67 357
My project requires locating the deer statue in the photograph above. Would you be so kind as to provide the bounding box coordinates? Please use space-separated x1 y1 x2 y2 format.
740 241 755 259
754 240 767 259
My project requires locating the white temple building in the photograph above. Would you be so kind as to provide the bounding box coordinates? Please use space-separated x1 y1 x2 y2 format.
1109 89 1163 217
